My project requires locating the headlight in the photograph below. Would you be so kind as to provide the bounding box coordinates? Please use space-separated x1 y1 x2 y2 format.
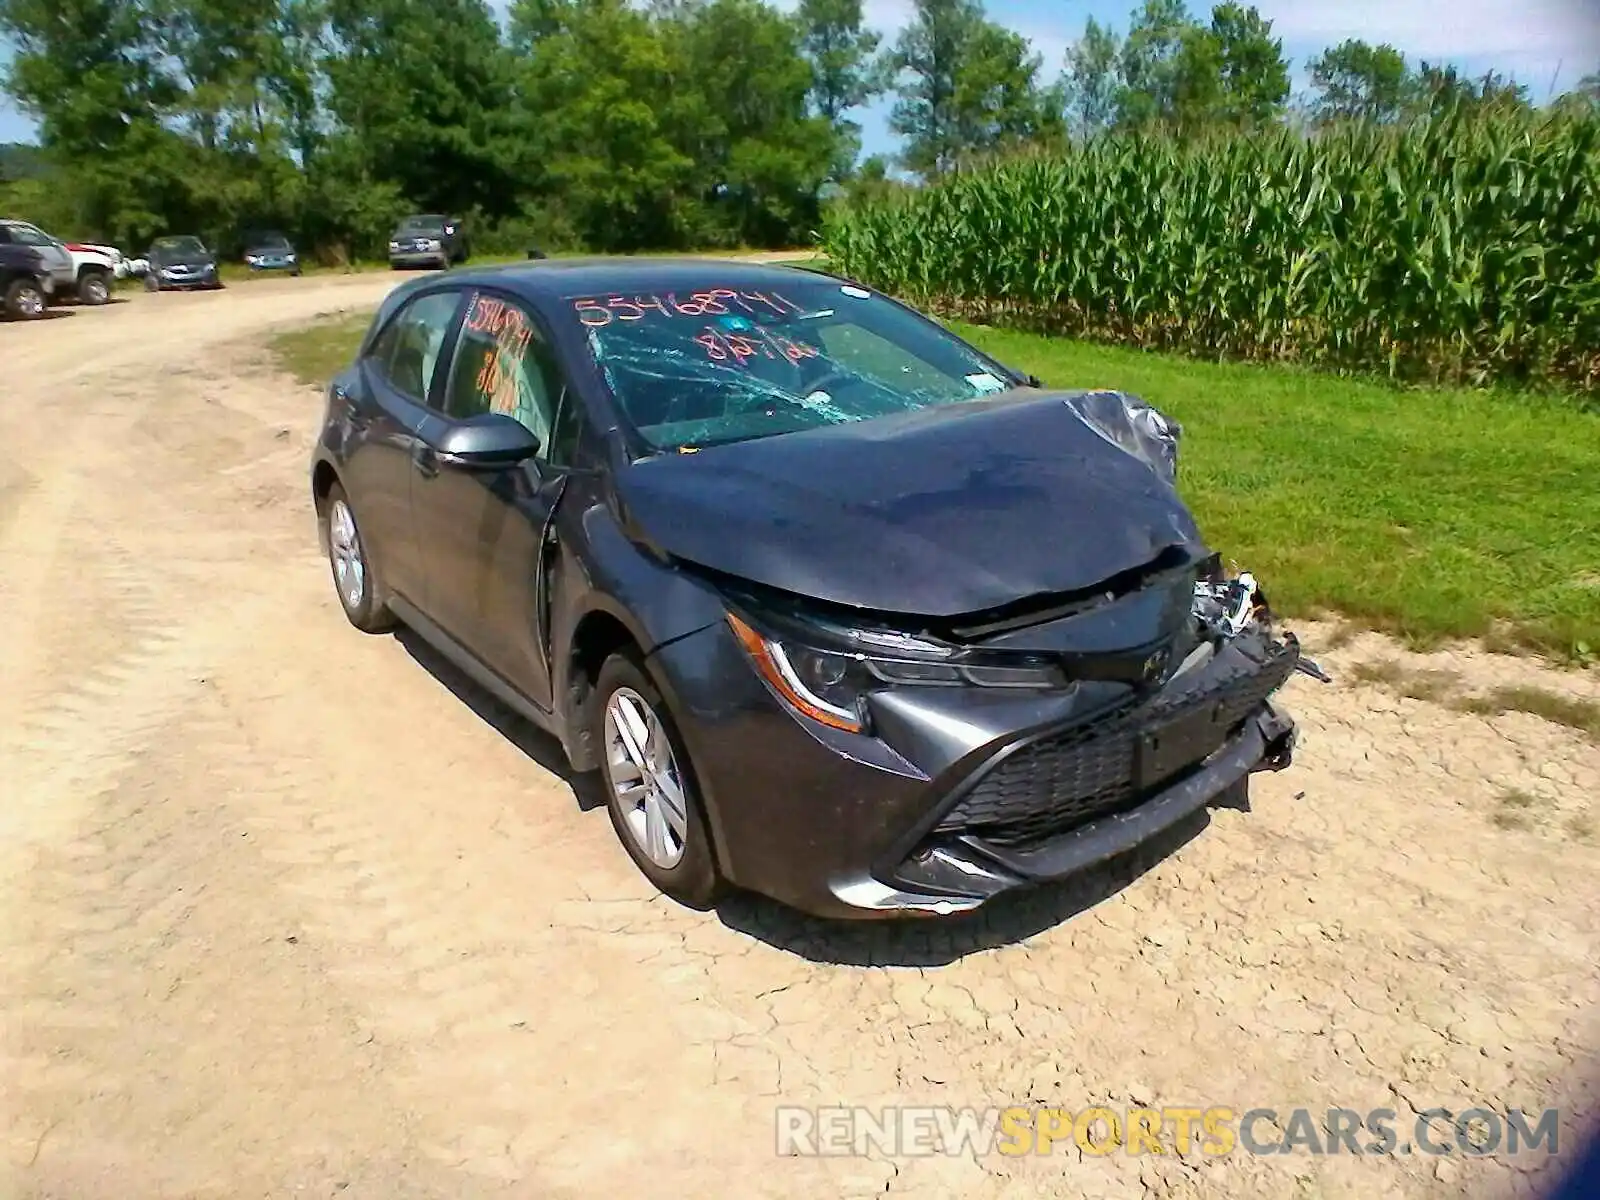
725 607 1066 735
427 239 443 251
388 241 400 250
245 255 260 264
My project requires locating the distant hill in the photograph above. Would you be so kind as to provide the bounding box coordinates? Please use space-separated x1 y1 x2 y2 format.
0 143 48 183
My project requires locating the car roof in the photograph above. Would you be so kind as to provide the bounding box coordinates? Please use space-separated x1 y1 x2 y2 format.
441 256 833 301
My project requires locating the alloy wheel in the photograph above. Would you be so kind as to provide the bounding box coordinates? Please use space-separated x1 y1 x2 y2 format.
603 687 689 869
15 285 44 317
328 498 366 611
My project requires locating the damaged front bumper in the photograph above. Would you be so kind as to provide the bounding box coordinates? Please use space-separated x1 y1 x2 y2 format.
652 565 1328 920
834 699 1297 916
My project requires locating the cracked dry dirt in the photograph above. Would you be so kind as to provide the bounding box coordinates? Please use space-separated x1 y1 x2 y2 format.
1 274 1597 1200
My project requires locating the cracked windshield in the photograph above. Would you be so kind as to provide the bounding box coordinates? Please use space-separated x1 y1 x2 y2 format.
565 282 1021 450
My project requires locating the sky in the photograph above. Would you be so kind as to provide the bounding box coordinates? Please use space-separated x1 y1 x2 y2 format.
2 0 1598 155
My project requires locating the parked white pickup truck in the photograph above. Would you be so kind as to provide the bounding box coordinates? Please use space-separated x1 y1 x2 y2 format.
0 219 128 305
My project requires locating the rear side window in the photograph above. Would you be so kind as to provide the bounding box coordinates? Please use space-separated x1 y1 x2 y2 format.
8 224 53 248
367 291 462 403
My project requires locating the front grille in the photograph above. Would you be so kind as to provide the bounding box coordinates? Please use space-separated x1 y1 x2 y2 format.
935 639 1298 846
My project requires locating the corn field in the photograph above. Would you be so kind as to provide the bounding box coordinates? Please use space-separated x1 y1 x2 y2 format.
822 107 1600 397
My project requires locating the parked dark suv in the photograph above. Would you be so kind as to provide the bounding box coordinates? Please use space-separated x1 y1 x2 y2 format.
0 241 52 319
387 214 469 270
308 258 1321 920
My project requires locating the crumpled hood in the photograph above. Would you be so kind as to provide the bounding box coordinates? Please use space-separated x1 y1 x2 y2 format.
613 387 1207 618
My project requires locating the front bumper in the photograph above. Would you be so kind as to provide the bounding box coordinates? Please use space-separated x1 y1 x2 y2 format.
156 269 221 289
246 258 298 272
651 621 1301 920
389 251 447 268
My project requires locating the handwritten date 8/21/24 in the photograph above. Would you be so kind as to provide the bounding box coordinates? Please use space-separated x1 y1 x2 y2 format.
573 289 803 326
693 324 819 366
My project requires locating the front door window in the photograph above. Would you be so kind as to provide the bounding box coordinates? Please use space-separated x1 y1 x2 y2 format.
442 291 566 456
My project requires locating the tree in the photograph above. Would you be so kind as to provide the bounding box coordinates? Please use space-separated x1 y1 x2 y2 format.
1410 62 1531 119
0 0 196 243
670 0 837 245
322 0 521 223
1209 2 1289 125
885 0 1057 179
795 0 883 180
1062 17 1120 138
509 0 693 249
1306 39 1413 125
1116 0 1191 128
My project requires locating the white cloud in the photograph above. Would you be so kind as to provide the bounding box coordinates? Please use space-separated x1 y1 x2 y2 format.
1253 0 1600 70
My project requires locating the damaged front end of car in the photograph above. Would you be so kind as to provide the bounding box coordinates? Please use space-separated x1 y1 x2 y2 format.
714 544 1328 916
615 383 1330 916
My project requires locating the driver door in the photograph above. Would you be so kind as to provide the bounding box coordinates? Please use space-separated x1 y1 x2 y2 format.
9 223 74 290
411 288 579 711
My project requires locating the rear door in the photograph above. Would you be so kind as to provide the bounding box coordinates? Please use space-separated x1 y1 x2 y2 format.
341 288 466 604
410 287 581 708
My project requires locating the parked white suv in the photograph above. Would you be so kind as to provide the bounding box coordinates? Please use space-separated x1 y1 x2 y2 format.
0 219 124 305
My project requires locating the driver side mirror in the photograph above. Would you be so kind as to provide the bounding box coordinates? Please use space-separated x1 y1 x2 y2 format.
436 412 541 469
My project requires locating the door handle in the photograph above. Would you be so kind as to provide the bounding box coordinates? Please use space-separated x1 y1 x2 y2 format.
411 444 440 479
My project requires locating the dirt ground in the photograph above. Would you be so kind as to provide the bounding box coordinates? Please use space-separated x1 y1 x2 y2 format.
1 273 1596 1200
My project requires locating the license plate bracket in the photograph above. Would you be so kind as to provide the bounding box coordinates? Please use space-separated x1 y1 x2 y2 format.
1135 701 1230 789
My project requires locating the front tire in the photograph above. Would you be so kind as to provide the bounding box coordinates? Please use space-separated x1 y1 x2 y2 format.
144 273 160 292
4 277 47 320
77 269 110 305
593 651 724 910
320 483 396 633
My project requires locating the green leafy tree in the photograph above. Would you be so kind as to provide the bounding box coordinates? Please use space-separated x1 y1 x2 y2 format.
671 0 837 244
1410 62 1531 119
886 0 1058 179
795 0 883 180
511 0 694 249
1306 38 1413 125
1062 17 1120 138
1116 0 1192 128
0 0 198 243
322 0 521 226
1208 2 1288 125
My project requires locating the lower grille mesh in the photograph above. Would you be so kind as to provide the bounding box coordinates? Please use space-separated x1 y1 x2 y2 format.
935 640 1298 846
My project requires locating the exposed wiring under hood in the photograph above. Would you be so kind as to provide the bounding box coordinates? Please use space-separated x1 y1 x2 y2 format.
1188 569 1332 685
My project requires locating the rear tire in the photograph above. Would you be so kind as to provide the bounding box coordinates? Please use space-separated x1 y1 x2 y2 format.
320 482 396 634
77 269 110 306
593 651 724 910
3 277 47 320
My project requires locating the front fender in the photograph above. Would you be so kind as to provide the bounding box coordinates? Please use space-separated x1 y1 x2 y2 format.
565 495 728 654
547 493 729 771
